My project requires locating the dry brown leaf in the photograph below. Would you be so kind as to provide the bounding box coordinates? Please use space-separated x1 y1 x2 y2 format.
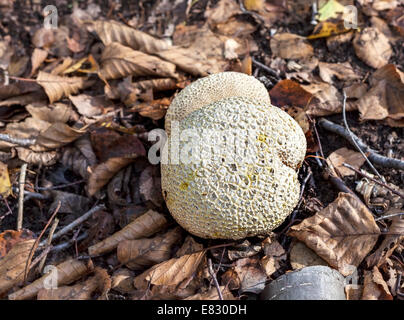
111 268 135 294
130 98 170 120
318 62 361 84
99 42 177 80
185 286 235 300
26 103 73 124
37 267 110 300
353 27 392 69
8 259 90 300
303 82 353 116
0 230 35 258
288 192 381 276
290 240 328 270
227 240 261 261
117 227 182 270
0 239 35 296
94 20 170 54
362 266 393 300
133 250 206 290
344 83 368 99
69 94 108 118
30 48 48 76
33 123 86 151
205 0 241 26
16 148 59 166
366 215 404 268
356 64 404 125
175 236 204 258
233 257 267 294
326 147 366 177
88 210 168 256
270 33 313 60
37 71 87 103
0 161 11 197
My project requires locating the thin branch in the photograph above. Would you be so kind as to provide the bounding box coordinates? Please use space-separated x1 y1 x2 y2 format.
208 258 223 300
0 134 35 147
341 91 383 180
342 163 404 199
375 212 404 221
318 118 404 171
38 217 59 273
39 204 105 247
17 163 27 231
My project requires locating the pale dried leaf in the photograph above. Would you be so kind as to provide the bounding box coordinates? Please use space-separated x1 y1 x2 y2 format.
26 103 72 124
69 94 107 118
0 239 35 296
319 62 361 84
0 161 11 197
88 210 168 256
288 192 381 276
16 148 59 166
30 48 48 76
111 268 135 294
99 42 177 80
33 122 86 150
133 250 206 289
37 71 87 103
290 240 328 270
362 267 393 300
233 257 267 294
94 20 170 54
326 147 366 177
353 27 392 69
270 33 313 60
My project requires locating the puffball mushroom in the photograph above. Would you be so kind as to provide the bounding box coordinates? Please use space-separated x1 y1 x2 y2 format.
161 72 307 240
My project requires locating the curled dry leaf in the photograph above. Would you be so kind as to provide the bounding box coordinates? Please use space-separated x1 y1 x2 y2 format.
99 42 178 80
16 148 59 166
318 62 361 84
61 147 91 180
94 20 170 54
111 268 135 294
0 239 35 296
362 266 393 300
130 97 171 120
8 259 90 300
353 27 392 69
0 161 11 197
133 250 206 290
288 192 381 276
326 147 366 177
30 48 48 76
37 267 110 300
270 33 313 60
366 215 404 268
88 210 168 256
117 227 182 270
33 123 86 151
355 64 404 125
37 71 87 104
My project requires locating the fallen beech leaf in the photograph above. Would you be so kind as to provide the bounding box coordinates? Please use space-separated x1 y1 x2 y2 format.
0 239 35 296
69 94 108 118
37 267 110 300
326 147 366 177
94 20 170 54
353 28 392 69
344 83 368 99
30 48 48 76
133 250 206 289
356 64 404 125
318 62 361 84
111 268 135 294
37 71 87 103
288 192 381 276
0 161 11 197
16 148 59 166
269 79 313 109
362 266 393 300
26 103 72 124
117 227 182 270
175 235 204 257
366 215 404 267
260 237 286 277
0 229 35 258
303 82 352 116
130 98 170 120
8 259 90 300
290 240 328 270
88 210 168 256
99 42 177 80
233 257 267 294
270 33 313 60
227 240 261 261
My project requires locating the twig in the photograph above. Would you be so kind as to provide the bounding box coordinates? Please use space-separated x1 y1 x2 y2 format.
251 58 280 78
0 197 13 223
39 204 105 247
38 218 59 273
50 232 88 252
0 134 35 147
342 163 404 199
36 179 85 190
208 258 223 300
17 163 28 231
341 91 383 180
318 118 404 171
24 201 61 283
375 212 404 221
